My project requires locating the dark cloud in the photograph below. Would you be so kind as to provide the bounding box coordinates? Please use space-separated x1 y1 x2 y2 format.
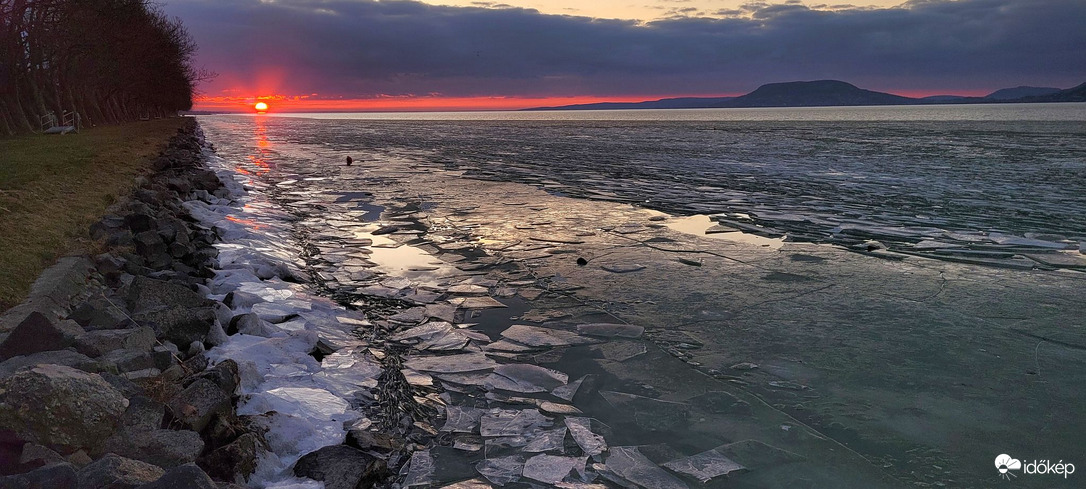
164 0 1086 98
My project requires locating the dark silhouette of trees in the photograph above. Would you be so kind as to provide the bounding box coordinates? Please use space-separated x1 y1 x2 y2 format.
0 0 207 135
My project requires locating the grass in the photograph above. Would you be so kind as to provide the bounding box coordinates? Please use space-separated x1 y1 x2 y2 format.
0 118 191 310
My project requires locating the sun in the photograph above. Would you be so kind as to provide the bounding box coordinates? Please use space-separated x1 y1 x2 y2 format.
254 101 269 112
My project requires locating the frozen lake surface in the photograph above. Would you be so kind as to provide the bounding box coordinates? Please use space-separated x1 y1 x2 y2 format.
196 105 1086 488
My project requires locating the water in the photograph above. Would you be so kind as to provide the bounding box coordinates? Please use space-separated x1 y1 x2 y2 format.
196 104 1086 489
226 104 1086 259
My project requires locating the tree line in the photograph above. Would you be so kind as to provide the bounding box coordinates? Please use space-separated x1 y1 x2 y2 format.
0 0 207 135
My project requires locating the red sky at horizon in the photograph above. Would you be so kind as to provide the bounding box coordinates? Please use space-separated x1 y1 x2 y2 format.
195 87 994 113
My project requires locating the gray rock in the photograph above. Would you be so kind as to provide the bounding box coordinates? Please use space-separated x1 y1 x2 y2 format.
0 298 66 336
18 443 66 469
293 445 386 489
228 313 274 337
134 231 168 262
0 364 128 451
77 454 164 489
135 306 215 347
124 276 211 314
134 463 216 489
103 429 204 468
27 257 94 306
189 360 240 396
66 451 93 469
204 320 228 346
198 432 265 483
222 291 262 310
75 327 156 357
0 350 101 377
167 379 231 432
99 349 155 373
98 372 146 398
0 462 78 489
124 213 157 234
0 313 85 361
68 297 132 331
151 345 179 371
116 396 166 433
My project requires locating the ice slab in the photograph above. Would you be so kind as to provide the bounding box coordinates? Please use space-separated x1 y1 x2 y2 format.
564 417 607 458
575 323 644 338
522 454 585 484
500 325 599 347
600 264 646 273
551 375 587 402
662 447 745 483
480 408 552 437
605 446 688 489
476 455 524 486
405 353 499 373
484 364 569 393
524 427 568 453
600 391 690 432
442 405 487 433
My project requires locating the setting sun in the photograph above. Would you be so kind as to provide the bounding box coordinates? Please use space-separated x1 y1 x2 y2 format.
254 101 268 112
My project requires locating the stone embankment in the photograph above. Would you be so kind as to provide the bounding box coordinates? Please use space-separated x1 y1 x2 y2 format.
0 120 264 488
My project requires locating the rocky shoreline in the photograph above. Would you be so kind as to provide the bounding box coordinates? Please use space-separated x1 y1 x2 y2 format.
0 119 264 488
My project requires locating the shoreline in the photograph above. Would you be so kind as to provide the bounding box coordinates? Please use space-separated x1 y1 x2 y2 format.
0 120 264 488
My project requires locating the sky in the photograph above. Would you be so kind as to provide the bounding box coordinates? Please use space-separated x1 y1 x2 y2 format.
161 0 1086 112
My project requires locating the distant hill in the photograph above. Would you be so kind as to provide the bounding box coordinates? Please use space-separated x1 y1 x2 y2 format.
984 86 1061 100
526 96 734 111
1019 82 1086 103
524 80 1086 111
716 80 915 108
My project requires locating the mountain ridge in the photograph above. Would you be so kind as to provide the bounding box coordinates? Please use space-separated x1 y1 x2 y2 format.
524 80 1086 111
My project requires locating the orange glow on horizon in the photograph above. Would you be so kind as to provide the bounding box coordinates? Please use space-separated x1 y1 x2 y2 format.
193 93 743 113
194 86 995 113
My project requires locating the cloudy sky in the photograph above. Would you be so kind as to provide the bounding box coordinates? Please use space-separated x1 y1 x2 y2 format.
162 0 1086 111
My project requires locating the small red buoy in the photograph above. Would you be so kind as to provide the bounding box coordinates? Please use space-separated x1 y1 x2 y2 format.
346 156 353 166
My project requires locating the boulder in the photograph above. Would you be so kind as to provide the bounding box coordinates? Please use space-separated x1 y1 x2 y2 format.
0 313 85 361
26 257 94 306
187 360 240 396
293 445 386 489
77 454 164 489
124 213 157 234
0 349 103 378
134 231 168 263
124 277 210 314
18 443 66 470
134 463 216 489
152 343 179 371
0 364 128 452
103 429 204 469
135 306 215 347
75 327 156 357
228 313 275 337
0 462 77 489
198 433 265 484
115 396 166 434
167 379 230 432
99 349 156 373
68 297 131 330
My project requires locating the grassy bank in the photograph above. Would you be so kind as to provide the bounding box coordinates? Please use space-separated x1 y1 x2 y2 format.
0 117 192 310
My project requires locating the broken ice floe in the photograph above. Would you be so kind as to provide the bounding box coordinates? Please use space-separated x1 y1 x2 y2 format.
662 446 745 483
499 325 600 347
